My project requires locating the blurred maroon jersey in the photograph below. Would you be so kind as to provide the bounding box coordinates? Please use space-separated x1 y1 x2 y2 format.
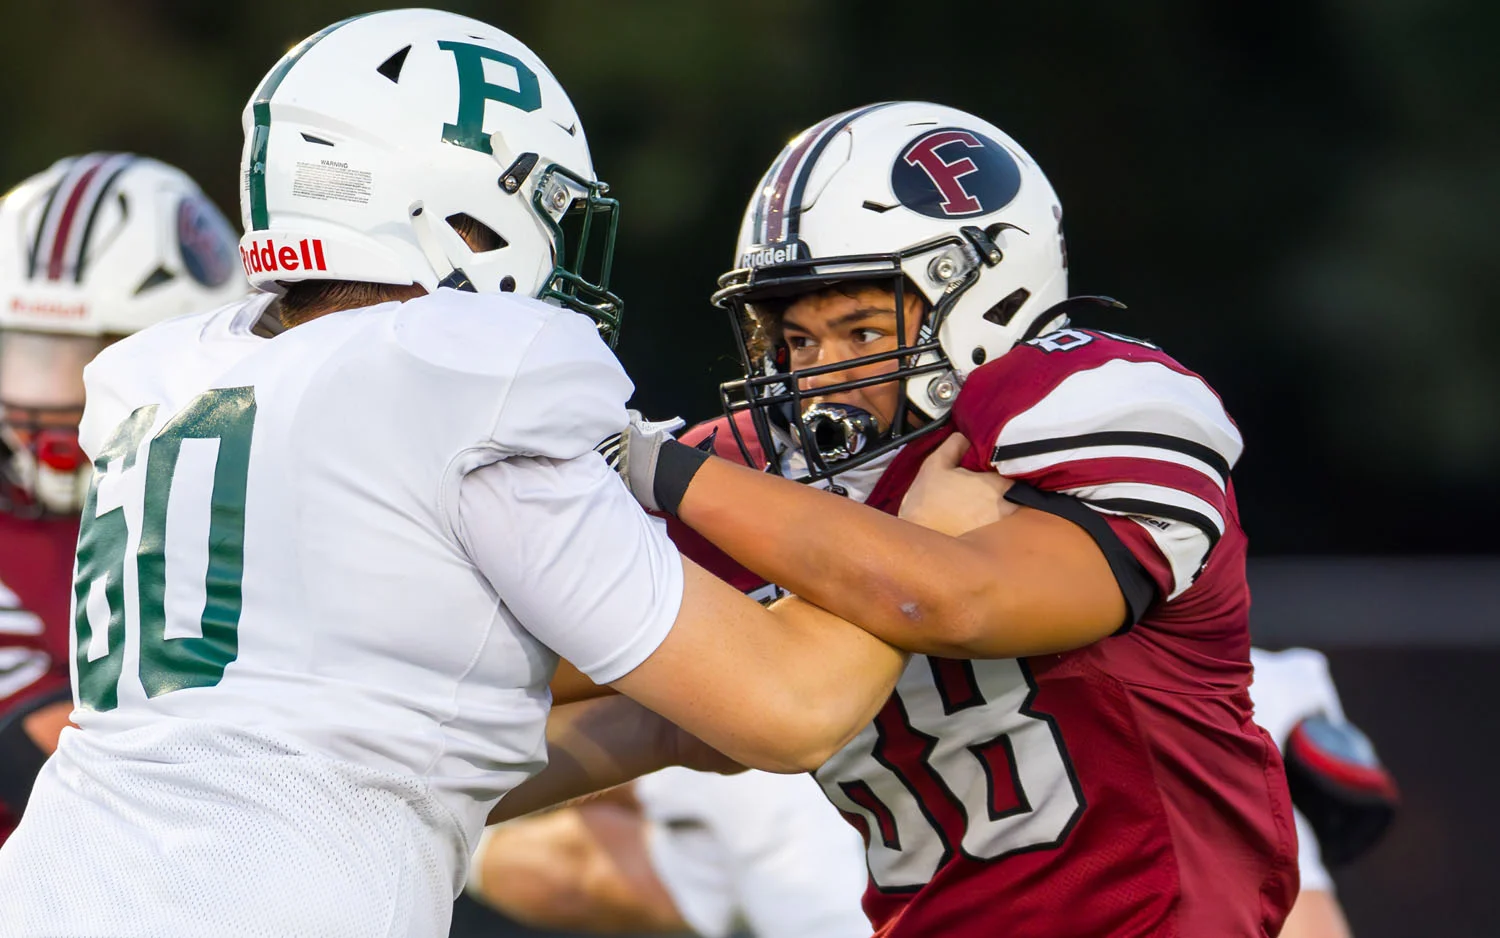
0 510 78 844
677 329 1297 937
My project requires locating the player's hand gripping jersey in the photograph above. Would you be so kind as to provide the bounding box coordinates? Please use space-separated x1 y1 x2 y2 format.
0 291 685 938
681 329 1297 938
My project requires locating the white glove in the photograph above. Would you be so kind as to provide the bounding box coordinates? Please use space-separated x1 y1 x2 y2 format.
596 410 687 511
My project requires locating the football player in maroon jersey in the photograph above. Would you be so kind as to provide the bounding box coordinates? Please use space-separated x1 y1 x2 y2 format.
0 154 245 843
600 101 1299 937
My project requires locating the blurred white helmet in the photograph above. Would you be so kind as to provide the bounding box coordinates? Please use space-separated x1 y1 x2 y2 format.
0 153 246 514
239 9 622 340
714 101 1110 480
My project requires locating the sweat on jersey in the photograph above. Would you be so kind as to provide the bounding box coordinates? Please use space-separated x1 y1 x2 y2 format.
0 291 684 938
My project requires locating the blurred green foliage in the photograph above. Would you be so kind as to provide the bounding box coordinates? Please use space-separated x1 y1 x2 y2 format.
1 0 1495 551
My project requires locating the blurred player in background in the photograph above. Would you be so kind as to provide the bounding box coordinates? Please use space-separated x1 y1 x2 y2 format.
0 13 952 938
595 101 1298 936
1251 647 1398 938
0 153 245 844
467 768 868 937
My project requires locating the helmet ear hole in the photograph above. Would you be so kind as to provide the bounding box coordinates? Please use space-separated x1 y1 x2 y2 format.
134 267 176 295
982 288 1031 327
376 45 411 83
444 213 507 253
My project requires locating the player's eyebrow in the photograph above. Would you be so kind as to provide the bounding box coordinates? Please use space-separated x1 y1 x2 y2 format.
784 306 897 333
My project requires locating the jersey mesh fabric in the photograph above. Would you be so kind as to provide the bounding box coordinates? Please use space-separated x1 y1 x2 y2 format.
0 722 454 937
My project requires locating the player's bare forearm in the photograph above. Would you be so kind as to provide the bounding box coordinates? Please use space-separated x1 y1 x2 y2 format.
677 454 1125 658
549 658 616 706
488 697 676 824
609 560 906 773
22 699 74 755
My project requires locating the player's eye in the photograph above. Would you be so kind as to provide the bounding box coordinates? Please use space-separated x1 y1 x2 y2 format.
851 327 886 344
785 334 815 351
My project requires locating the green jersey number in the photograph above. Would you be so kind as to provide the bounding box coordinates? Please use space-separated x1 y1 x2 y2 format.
72 386 257 711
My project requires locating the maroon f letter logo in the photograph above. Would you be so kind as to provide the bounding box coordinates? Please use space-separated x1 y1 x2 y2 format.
902 131 984 215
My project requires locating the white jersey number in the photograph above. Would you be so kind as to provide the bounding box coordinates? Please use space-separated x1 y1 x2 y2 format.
815 657 1083 891
72 387 257 711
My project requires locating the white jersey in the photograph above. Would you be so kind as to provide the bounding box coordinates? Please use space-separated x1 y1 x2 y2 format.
0 291 684 938
635 768 870 938
1249 646 1346 893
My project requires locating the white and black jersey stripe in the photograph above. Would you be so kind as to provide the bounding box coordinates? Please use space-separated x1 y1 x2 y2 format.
989 358 1242 599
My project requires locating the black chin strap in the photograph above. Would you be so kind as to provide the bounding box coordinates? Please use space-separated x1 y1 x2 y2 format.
437 268 476 292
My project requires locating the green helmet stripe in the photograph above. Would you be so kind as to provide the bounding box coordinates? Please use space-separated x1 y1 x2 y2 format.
246 13 369 230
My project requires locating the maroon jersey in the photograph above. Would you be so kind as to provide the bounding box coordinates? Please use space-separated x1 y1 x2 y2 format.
678 328 1297 937
0 508 79 844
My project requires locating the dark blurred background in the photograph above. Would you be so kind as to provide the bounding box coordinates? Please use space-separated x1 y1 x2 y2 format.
3 1 1493 935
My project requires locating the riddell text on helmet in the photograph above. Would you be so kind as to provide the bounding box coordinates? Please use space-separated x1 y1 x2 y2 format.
239 238 327 277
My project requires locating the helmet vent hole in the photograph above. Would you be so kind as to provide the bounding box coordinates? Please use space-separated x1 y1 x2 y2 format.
982 288 1031 327
445 213 507 253
499 276 516 293
135 267 176 295
376 45 411 83
300 133 335 147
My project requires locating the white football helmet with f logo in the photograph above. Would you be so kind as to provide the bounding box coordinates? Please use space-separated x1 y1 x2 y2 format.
239 9 623 339
714 102 1080 480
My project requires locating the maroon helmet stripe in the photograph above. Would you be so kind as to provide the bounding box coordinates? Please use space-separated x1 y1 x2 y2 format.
755 103 898 246
758 111 845 244
45 158 107 281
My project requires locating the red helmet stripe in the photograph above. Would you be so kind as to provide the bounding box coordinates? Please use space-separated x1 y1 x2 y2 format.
757 117 832 245
44 156 109 280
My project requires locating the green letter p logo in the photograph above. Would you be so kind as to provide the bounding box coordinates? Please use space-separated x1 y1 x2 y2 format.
439 40 542 155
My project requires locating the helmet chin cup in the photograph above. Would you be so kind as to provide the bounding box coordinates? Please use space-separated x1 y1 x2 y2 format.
800 403 880 463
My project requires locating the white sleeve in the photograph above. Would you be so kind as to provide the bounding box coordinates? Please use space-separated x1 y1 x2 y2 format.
1249 647 1343 892
490 309 634 459
1294 808 1334 893
639 769 871 938
1249 647 1347 745
455 452 683 684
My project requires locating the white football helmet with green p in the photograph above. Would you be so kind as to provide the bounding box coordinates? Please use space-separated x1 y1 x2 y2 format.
238 9 623 341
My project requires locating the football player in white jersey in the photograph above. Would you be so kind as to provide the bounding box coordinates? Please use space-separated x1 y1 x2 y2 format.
466 767 869 937
0 12 929 938
0 154 247 846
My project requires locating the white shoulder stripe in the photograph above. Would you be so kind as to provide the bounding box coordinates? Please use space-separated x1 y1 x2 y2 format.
0 608 45 636
0 647 50 699
996 359 1243 469
1126 517 1209 601
996 443 1227 494
1062 481 1226 537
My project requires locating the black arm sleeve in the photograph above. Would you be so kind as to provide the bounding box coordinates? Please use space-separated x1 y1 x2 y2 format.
1004 482 1158 632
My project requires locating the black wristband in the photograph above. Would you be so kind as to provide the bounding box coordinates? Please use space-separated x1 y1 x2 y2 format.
654 439 712 516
